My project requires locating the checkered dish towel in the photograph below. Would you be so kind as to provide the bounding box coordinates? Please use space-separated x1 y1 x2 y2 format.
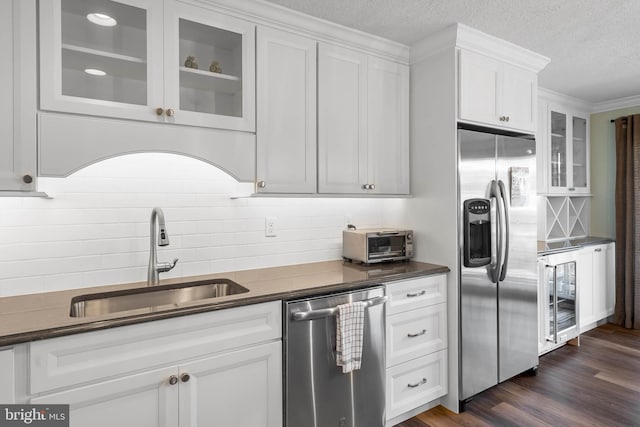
336 301 365 373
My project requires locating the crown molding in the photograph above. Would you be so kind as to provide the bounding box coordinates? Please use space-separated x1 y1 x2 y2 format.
455 24 549 72
180 0 410 63
410 24 458 64
410 23 549 72
538 87 593 112
592 94 640 114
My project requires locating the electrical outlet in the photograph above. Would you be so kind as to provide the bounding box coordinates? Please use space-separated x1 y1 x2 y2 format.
265 216 277 237
344 215 353 229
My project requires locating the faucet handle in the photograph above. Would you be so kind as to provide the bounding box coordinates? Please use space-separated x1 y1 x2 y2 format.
157 258 179 273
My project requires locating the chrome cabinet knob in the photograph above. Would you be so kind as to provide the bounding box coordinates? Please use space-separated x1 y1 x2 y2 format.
166 108 174 117
168 375 178 385
155 107 164 116
369 183 375 190
257 181 266 188
506 116 510 122
181 373 190 383
22 174 33 184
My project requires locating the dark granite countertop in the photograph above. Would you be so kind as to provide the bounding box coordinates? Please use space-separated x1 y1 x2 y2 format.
0 260 449 347
537 236 615 256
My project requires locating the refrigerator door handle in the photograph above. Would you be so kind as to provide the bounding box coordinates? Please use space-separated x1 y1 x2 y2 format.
498 180 510 281
489 180 502 283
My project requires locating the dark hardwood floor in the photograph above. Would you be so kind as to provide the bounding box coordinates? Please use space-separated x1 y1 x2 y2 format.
396 323 640 426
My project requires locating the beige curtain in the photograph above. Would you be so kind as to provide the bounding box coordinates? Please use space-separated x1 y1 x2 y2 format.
614 114 640 329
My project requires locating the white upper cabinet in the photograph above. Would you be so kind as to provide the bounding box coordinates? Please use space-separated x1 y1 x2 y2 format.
458 49 537 133
318 43 368 194
256 27 317 194
39 0 255 132
318 43 409 195
367 56 410 194
0 0 37 192
540 100 590 195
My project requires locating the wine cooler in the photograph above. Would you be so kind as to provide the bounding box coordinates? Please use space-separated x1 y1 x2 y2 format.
538 251 578 354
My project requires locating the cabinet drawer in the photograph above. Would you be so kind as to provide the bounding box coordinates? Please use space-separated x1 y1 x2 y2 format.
386 303 447 367
386 274 446 315
29 301 281 394
386 350 448 420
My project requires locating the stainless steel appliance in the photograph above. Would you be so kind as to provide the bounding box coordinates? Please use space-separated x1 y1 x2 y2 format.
538 251 578 354
284 287 387 427
343 228 414 264
458 125 538 404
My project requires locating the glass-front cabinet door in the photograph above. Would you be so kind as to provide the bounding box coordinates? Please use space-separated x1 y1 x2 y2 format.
550 111 567 188
572 116 588 190
40 0 163 121
40 0 255 131
547 104 590 194
163 0 255 131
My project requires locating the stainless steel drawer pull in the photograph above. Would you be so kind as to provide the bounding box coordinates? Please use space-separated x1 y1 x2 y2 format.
594 248 602 252
407 329 427 338
406 290 426 298
407 378 427 388
291 295 388 321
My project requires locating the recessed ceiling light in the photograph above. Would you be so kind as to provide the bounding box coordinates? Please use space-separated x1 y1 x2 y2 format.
84 68 107 76
86 13 117 27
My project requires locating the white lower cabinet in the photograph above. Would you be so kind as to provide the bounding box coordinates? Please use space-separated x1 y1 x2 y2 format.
27 302 282 427
179 342 281 427
578 242 615 332
386 350 447 420
31 342 281 427
386 304 447 367
0 347 16 403
385 274 448 425
31 365 179 427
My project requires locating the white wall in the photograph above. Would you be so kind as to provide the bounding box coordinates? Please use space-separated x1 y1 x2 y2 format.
0 153 407 296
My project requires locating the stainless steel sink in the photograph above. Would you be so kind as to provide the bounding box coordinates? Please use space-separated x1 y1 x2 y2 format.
70 279 249 318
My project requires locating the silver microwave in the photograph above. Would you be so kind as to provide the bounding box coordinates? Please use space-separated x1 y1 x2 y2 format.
343 228 414 264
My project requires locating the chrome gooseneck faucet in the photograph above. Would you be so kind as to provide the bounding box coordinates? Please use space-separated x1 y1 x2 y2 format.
148 207 178 285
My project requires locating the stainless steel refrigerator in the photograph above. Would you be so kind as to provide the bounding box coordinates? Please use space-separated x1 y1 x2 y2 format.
458 125 539 404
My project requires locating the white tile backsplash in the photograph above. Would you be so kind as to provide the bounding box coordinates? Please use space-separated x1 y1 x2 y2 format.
0 153 407 296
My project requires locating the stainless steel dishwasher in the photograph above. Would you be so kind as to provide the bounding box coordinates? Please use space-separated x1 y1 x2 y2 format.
284 286 387 427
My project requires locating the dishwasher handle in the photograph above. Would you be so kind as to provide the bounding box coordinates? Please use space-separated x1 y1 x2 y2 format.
291 295 388 321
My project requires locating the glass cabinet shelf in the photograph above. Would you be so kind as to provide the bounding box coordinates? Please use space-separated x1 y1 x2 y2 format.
179 66 241 93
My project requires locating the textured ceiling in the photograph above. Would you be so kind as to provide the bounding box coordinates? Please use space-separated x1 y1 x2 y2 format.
262 0 640 105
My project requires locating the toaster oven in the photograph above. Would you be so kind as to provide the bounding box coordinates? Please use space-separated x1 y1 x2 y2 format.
343 228 414 264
